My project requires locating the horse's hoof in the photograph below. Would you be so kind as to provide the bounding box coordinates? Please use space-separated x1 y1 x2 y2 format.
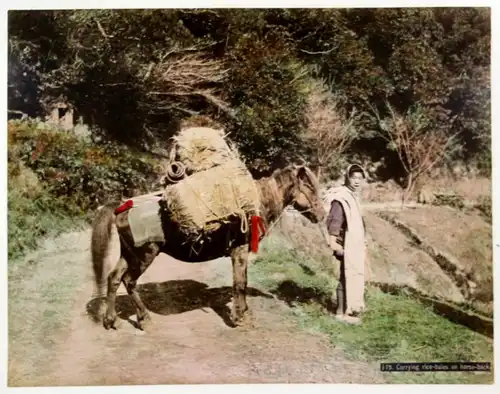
242 310 256 328
230 301 249 326
103 315 119 330
231 310 249 328
138 316 154 332
231 318 244 328
235 310 255 329
97 303 107 320
230 312 241 327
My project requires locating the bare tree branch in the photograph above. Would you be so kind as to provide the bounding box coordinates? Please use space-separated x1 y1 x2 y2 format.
303 78 359 180
136 50 235 119
300 47 336 55
96 19 114 38
373 102 458 205
157 41 221 61
143 62 154 81
147 90 237 119
8 109 29 119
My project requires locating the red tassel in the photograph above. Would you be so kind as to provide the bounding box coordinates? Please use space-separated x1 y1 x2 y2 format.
251 215 266 253
114 199 134 215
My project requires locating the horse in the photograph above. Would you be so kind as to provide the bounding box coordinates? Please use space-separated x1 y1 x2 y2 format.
90 163 326 331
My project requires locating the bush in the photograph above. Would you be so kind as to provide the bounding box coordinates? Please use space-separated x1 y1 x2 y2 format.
225 32 309 172
475 195 492 222
7 186 82 260
432 192 466 209
8 119 164 258
8 119 163 211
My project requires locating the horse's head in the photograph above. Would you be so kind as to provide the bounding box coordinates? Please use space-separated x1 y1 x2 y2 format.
289 164 326 224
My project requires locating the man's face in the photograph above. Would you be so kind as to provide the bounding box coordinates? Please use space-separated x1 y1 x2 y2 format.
349 171 364 191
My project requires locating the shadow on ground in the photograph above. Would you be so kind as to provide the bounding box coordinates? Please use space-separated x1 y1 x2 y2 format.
86 279 274 328
271 279 337 314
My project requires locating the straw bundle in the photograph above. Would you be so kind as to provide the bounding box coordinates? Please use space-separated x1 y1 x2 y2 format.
169 127 236 174
162 157 261 239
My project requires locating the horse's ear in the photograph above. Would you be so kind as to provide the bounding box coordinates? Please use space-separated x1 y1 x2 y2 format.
291 158 307 176
297 165 321 191
295 157 307 167
297 165 308 180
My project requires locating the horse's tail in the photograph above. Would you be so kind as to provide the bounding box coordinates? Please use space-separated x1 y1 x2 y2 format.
90 203 121 299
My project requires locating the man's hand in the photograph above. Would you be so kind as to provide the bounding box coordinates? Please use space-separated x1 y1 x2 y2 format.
334 249 344 258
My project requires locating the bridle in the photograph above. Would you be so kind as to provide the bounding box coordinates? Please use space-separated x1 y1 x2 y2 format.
293 175 322 218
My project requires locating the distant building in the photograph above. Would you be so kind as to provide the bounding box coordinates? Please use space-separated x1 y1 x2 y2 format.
46 100 74 131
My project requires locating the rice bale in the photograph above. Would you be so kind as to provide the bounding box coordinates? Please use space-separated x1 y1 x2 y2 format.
171 127 236 173
162 158 260 236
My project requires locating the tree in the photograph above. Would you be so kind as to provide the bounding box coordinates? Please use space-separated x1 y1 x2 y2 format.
372 102 459 206
8 8 490 177
8 10 233 148
303 78 359 181
224 31 310 173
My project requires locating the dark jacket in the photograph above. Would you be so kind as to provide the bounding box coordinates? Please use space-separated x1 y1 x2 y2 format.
326 199 366 247
326 200 346 245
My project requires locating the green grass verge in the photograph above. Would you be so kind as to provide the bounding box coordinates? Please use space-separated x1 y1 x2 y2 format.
8 187 88 260
249 234 494 384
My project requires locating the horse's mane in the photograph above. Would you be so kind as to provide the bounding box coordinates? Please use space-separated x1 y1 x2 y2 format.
256 164 319 223
298 165 321 193
256 171 283 223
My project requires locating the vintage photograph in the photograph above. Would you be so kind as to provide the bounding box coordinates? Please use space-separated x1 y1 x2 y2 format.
7 6 493 386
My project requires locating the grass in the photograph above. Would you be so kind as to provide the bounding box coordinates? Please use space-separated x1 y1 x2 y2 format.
8 186 87 260
249 234 494 384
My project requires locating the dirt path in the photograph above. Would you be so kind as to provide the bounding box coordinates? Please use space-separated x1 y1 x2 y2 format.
9 230 385 386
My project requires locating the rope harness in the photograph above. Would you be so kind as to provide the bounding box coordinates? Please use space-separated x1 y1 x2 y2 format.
112 166 323 257
162 145 187 184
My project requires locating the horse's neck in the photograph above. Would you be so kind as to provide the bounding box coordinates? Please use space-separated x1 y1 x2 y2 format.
257 172 293 226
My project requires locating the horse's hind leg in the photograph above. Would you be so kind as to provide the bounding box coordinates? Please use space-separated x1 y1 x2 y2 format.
121 243 160 330
103 257 128 330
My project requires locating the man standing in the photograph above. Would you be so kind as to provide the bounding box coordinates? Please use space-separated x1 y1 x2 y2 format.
325 164 367 325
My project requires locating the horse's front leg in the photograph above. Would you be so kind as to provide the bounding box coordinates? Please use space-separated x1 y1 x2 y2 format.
230 244 249 326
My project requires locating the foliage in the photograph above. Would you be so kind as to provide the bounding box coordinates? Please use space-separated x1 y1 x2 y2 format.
8 10 231 147
225 32 309 172
432 192 466 210
303 77 361 181
8 119 164 258
7 186 82 260
8 8 491 176
475 195 492 223
8 119 163 211
371 101 460 203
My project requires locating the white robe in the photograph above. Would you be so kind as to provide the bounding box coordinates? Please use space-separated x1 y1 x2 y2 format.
328 186 366 314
